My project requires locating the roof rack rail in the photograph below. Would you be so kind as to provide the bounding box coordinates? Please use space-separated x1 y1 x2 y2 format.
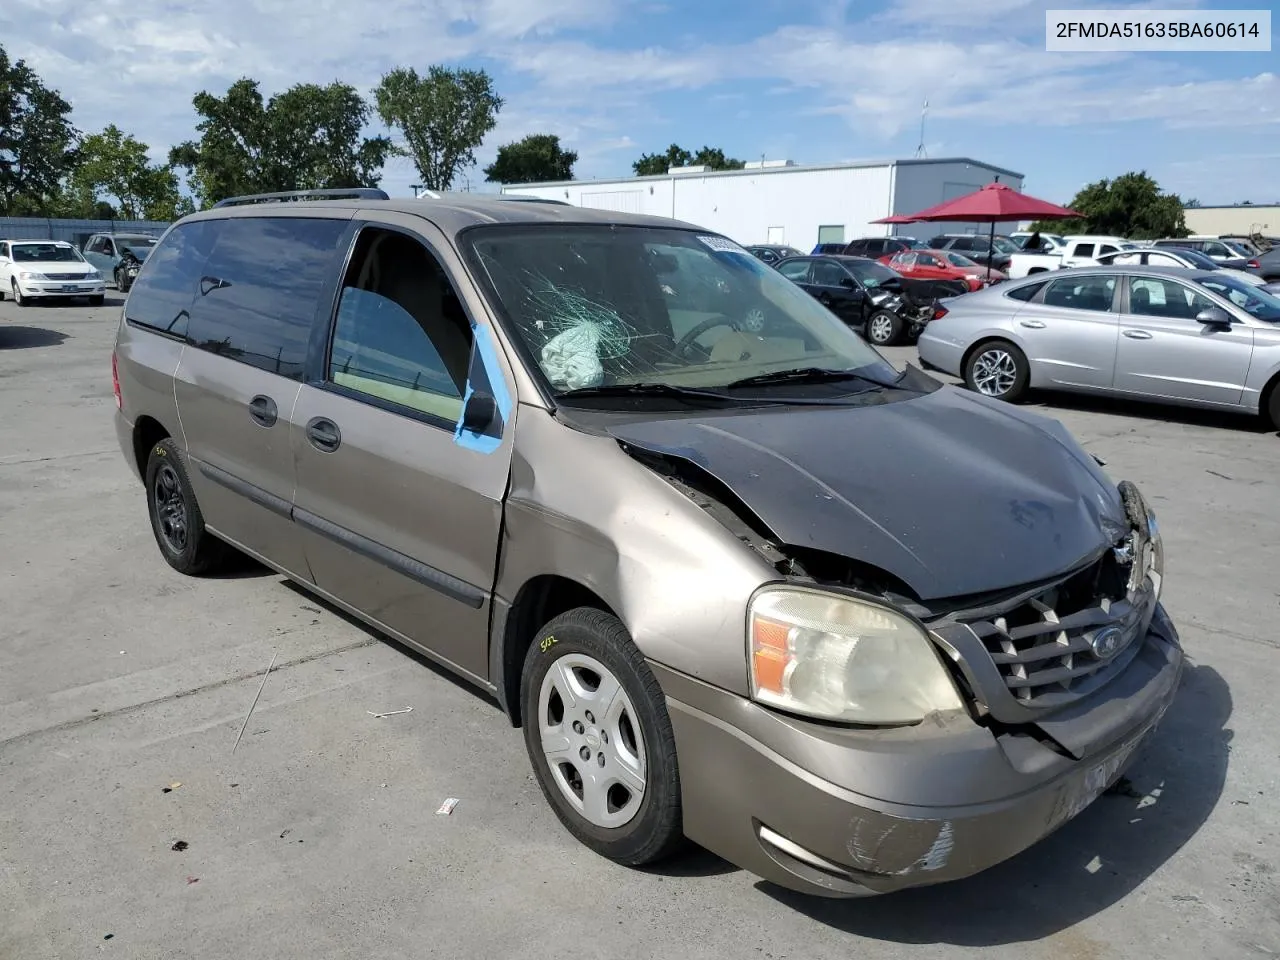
492 195 570 206
212 187 390 209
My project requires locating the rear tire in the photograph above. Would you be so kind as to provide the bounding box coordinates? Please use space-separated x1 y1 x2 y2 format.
964 339 1030 402
144 438 235 575
866 310 905 346
520 607 684 867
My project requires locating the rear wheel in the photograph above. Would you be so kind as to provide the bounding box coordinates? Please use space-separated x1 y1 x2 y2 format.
521 607 684 866
144 438 235 575
866 310 904 346
965 340 1030 402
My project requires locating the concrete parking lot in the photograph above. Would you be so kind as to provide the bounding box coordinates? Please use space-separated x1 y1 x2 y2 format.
2 297 1278 960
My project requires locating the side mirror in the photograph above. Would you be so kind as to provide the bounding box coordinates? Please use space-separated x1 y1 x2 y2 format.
461 391 497 433
1195 307 1232 327
839 276 857 290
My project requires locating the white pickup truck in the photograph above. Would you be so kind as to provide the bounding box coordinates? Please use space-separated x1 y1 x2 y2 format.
1006 235 1137 279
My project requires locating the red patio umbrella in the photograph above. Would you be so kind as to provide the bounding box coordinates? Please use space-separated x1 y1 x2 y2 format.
873 182 1082 266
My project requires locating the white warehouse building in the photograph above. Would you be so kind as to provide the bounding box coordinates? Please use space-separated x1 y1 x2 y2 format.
498 157 1025 252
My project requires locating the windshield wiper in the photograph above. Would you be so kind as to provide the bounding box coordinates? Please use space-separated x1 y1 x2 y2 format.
724 367 902 390
556 382 757 403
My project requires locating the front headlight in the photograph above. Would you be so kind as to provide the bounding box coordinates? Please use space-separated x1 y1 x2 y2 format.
86 268 100 279
748 586 964 725
19 271 48 281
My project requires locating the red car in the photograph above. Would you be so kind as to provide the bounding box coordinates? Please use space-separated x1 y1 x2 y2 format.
879 248 1006 292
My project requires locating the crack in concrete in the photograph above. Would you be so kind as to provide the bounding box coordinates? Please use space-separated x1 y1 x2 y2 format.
0 449 117 466
0 637 378 747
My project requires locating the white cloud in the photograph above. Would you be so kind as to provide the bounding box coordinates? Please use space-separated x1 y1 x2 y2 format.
0 0 1272 202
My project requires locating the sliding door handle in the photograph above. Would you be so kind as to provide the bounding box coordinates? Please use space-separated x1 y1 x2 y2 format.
248 395 278 427
306 417 342 452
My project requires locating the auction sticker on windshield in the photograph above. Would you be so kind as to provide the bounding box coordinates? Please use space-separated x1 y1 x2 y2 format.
1046 9 1271 51
698 235 750 254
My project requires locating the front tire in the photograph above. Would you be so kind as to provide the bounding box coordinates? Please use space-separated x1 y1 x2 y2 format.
1266 382 1280 431
89 294 104 306
144 438 234 575
12 280 27 307
521 608 684 867
866 309 905 346
965 339 1030 402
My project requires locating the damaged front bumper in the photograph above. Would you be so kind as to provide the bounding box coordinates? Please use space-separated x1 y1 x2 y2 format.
656 603 1182 898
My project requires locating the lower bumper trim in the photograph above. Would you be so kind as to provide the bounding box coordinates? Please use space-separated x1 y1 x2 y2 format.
757 824 878 897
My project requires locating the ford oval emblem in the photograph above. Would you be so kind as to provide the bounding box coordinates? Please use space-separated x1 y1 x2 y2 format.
1090 626 1125 660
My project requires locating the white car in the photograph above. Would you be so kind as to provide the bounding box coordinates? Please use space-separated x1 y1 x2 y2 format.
1094 247 1268 287
1005 235 1139 280
0 239 106 306
1010 231 1066 252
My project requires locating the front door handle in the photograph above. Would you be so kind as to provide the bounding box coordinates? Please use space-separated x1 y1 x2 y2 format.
1122 329 1153 340
248 394 278 427
1019 319 1046 329
306 417 342 453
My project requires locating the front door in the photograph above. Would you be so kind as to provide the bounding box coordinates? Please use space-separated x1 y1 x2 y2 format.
1113 275 1254 406
1013 273 1120 389
289 218 516 682
807 259 866 324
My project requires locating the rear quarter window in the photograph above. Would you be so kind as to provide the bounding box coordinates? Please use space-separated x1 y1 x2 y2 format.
186 216 349 380
1006 280 1048 302
125 221 216 339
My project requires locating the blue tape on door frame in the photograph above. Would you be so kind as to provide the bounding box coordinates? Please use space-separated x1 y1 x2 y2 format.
454 323 514 454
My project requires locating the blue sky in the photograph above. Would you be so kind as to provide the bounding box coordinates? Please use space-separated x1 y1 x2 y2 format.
3 0 1276 205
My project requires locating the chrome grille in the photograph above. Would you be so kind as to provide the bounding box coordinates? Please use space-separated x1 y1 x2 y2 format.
46 272 91 280
962 540 1157 707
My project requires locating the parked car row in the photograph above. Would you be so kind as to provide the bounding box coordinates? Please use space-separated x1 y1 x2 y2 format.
916 264 1280 427
0 230 160 308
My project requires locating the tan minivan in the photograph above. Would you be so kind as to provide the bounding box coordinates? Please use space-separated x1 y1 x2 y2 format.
113 188 1182 897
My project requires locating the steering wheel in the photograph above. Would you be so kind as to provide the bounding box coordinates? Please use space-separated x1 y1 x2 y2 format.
675 314 740 359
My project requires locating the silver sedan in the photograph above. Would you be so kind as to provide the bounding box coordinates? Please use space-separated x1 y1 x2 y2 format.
917 265 1280 426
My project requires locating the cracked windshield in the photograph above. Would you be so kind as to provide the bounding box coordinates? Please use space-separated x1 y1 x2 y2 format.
467 226 895 396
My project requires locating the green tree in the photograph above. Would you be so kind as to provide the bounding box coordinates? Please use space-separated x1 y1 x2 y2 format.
0 44 79 215
70 124 185 220
632 143 743 176
633 144 691 176
483 133 576 184
374 66 503 191
170 78 391 207
691 146 744 170
1030 171 1188 240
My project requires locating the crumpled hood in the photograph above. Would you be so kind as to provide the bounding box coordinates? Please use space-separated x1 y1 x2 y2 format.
607 386 1128 600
